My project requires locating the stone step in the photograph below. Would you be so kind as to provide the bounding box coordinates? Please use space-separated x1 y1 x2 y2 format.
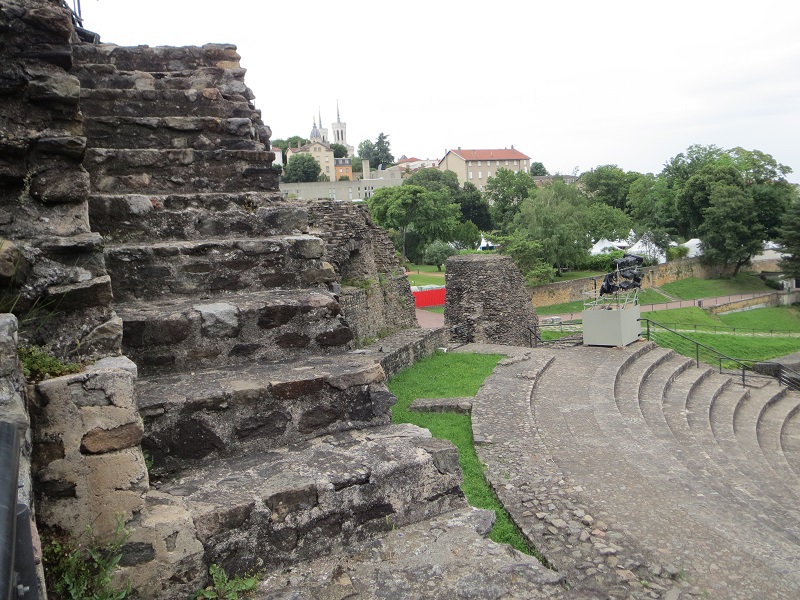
665 368 800 523
72 63 250 96
104 236 335 302
150 424 468 577
88 192 304 243
255 506 566 599
137 353 392 474
756 389 800 486
84 148 277 194
73 42 243 72
117 289 353 376
79 88 257 119
84 116 263 151
529 346 800 596
614 344 674 426
637 353 694 440
733 383 790 479
782 403 800 478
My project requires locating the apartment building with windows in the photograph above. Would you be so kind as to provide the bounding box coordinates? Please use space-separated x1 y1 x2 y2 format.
438 147 531 188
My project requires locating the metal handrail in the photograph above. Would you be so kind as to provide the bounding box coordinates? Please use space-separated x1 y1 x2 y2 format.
1 422 20 600
639 318 794 388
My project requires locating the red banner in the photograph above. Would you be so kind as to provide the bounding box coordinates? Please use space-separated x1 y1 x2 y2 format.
412 287 446 307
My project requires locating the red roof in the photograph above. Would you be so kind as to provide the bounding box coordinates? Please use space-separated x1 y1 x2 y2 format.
447 148 530 161
397 157 422 164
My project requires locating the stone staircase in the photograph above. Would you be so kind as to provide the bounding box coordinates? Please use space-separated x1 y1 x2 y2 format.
68 41 554 598
469 342 800 598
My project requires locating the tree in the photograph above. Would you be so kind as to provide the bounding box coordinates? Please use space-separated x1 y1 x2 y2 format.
451 220 481 250
272 136 309 164
404 168 460 195
458 182 493 231
698 184 764 276
423 241 458 271
282 153 321 183
778 197 800 280
484 168 537 232
676 163 746 237
579 165 640 212
372 132 394 169
330 143 348 158
367 185 460 260
529 162 549 176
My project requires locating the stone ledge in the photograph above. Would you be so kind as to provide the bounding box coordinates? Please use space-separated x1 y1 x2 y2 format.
409 396 473 414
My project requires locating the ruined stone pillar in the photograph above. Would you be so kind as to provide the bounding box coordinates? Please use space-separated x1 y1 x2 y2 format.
444 254 538 346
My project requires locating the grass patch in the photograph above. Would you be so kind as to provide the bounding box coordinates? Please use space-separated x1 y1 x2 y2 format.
388 352 536 555
644 307 722 328
535 289 671 316
719 306 800 332
423 305 445 314
407 273 446 287
660 274 771 300
406 263 446 274
649 330 800 364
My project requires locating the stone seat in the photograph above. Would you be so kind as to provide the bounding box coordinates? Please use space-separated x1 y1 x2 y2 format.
84 147 277 194
104 236 335 302
149 423 467 577
79 88 257 119
88 192 303 243
83 116 263 151
117 289 353 375
758 391 800 484
72 42 243 72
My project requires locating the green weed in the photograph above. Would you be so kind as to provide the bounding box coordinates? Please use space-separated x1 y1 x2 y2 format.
18 345 81 381
43 520 131 600
193 564 259 599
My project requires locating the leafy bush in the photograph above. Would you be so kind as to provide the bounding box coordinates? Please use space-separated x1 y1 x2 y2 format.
194 564 259 599
18 345 81 381
666 245 690 261
43 521 131 600
764 278 783 290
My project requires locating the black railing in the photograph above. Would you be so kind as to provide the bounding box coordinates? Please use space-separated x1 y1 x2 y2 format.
639 318 799 389
0 422 39 600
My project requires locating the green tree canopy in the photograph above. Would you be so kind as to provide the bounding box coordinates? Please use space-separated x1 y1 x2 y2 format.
698 184 765 276
778 196 800 280
529 162 549 176
358 133 395 170
458 182 493 231
282 153 321 183
579 164 640 212
484 168 537 232
330 143 348 158
423 240 458 271
367 185 460 260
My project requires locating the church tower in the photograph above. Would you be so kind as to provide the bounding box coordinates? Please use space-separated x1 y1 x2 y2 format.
331 101 353 157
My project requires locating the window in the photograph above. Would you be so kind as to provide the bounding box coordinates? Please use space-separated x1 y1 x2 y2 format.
468 172 473 179
478 161 482 166
514 160 518 165
505 160 508 165
468 161 472 167
496 160 500 166
478 171 482 179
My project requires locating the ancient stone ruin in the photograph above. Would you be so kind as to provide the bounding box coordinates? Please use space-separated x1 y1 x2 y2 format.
445 253 539 346
1 2 559 598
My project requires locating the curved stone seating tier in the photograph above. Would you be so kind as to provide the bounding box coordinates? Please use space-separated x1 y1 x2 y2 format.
467 341 800 599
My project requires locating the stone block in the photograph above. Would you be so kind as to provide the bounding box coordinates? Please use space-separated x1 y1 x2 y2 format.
194 302 240 338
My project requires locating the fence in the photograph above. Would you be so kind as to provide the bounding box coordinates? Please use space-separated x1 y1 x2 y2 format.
412 287 445 308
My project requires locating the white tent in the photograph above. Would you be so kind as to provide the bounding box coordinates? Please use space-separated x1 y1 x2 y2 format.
628 236 666 263
682 238 702 258
590 238 621 255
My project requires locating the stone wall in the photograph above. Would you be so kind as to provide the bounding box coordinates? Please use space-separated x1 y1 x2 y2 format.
530 258 729 307
305 200 417 341
0 0 119 361
445 254 538 346
709 290 800 316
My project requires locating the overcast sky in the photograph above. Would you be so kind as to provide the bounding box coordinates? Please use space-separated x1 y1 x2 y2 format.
78 0 800 181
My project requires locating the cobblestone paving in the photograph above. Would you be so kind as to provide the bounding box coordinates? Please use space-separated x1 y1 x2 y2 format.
458 341 800 599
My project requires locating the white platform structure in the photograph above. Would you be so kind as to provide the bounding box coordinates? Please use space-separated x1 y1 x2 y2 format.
582 289 641 347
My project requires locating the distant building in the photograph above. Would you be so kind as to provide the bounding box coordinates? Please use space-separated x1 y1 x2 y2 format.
438 147 531 188
393 156 439 174
286 136 335 182
334 157 352 181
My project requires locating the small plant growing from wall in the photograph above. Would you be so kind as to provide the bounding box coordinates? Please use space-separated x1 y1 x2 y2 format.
43 519 131 600
17 345 81 381
193 563 260 599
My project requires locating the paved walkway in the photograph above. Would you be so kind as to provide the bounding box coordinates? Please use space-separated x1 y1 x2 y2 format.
455 341 800 599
